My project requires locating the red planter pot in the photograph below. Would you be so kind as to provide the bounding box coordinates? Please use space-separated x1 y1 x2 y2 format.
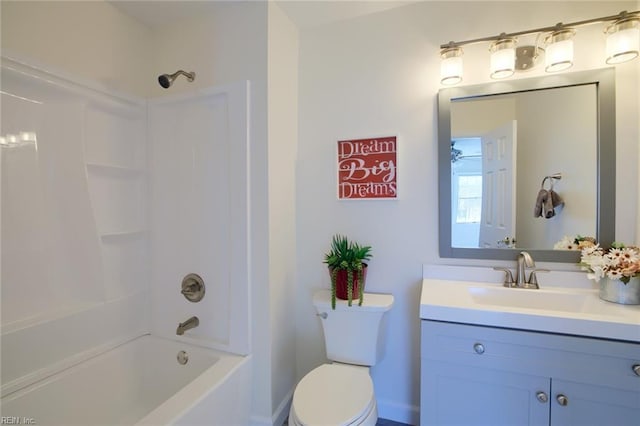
331 266 367 300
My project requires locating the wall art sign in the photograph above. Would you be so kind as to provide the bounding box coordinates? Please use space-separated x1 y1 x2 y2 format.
337 136 397 200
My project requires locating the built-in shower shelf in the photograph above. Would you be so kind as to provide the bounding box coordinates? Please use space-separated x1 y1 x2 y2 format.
1 300 100 336
100 230 147 242
86 162 144 176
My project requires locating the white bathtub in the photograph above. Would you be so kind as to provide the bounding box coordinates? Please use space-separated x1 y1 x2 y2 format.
0 335 251 425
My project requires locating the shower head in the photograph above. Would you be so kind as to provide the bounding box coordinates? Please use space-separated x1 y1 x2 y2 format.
158 70 196 89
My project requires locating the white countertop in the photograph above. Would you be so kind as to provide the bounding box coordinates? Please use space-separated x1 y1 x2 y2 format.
420 265 640 343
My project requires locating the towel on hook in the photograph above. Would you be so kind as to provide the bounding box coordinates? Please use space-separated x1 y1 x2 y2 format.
533 189 547 218
534 189 564 218
544 192 555 218
535 173 565 219
550 189 564 209
549 189 564 217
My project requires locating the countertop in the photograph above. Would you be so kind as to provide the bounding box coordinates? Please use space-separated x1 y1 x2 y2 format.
420 265 640 343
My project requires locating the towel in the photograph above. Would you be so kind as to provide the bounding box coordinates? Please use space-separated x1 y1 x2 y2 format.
533 189 547 218
550 189 564 209
544 190 555 218
535 175 565 219
535 189 564 218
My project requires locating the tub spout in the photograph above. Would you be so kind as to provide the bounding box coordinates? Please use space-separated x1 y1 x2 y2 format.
176 316 199 336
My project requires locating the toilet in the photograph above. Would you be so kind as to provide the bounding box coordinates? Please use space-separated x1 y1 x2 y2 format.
289 290 394 426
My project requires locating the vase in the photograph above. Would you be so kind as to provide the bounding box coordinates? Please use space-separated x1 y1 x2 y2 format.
331 266 367 301
599 276 640 305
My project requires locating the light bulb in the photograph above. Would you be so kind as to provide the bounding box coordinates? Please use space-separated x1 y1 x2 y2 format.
545 29 575 73
490 39 517 79
440 47 463 85
606 16 639 64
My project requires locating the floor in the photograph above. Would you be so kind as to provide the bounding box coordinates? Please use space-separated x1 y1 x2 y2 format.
377 419 411 426
285 418 410 425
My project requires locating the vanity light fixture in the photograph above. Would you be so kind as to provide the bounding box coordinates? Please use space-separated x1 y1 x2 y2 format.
605 12 640 64
489 37 517 79
440 45 463 85
545 27 575 72
439 9 639 85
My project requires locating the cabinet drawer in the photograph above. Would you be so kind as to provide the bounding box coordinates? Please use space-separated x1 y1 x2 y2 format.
421 320 640 390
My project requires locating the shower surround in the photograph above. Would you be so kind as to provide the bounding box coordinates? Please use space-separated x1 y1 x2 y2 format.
1 54 251 424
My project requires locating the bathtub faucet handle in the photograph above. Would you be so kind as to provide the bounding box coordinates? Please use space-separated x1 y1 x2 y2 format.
181 273 205 303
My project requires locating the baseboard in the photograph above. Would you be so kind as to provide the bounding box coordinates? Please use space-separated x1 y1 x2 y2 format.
272 388 294 426
249 388 293 426
377 398 420 425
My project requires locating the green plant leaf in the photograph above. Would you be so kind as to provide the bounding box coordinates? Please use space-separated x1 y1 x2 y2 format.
324 234 372 308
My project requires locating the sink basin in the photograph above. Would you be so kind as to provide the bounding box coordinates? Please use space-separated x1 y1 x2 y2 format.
468 286 588 313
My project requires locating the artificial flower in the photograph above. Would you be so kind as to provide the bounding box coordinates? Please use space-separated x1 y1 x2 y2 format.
580 242 640 284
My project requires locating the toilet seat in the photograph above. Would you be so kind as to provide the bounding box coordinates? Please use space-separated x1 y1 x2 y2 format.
290 363 376 425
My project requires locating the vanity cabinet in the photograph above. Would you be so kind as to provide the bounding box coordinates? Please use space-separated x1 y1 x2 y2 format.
420 320 640 426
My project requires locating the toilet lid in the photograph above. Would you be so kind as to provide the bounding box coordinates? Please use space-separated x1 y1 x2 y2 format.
292 364 375 425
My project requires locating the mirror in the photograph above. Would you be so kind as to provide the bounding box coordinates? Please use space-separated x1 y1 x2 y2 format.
438 68 615 262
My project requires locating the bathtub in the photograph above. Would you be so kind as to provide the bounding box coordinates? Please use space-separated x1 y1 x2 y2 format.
0 335 251 425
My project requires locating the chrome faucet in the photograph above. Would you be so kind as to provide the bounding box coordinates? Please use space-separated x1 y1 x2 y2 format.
494 251 547 289
516 251 534 287
176 316 199 335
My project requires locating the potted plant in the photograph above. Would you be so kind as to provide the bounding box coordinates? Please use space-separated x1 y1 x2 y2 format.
323 234 372 309
580 242 640 305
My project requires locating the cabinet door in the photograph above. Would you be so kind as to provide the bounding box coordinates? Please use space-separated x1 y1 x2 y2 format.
421 360 550 426
551 379 640 426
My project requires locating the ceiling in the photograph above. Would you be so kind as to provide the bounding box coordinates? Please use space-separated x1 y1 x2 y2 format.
108 0 416 30
275 0 417 28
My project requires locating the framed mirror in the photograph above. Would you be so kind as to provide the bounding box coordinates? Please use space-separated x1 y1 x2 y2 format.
438 68 615 262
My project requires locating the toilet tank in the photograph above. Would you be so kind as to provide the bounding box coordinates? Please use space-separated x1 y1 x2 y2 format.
313 290 394 366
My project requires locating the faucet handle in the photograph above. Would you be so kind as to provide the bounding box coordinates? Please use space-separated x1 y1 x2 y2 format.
493 267 515 287
526 269 550 289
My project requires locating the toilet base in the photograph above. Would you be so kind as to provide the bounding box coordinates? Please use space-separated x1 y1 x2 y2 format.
288 400 377 426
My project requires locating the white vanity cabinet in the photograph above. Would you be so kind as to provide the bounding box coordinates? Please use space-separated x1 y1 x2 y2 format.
420 320 640 426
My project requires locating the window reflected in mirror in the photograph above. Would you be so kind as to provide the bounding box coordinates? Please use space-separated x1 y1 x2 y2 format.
452 138 482 248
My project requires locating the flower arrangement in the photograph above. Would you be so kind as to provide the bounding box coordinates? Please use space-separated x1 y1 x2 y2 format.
580 242 640 284
554 235 597 250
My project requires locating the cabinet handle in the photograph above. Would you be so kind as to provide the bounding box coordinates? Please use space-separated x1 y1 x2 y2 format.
473 343 485 354
556 394 569 406
536 391 548 403
633 364 640 377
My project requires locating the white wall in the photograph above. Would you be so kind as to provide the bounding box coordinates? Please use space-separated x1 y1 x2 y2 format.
452 97 516 137
1 1 154 97
516 86 597 247
296 4 435 422
268 3 299 424
295 1 639 423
